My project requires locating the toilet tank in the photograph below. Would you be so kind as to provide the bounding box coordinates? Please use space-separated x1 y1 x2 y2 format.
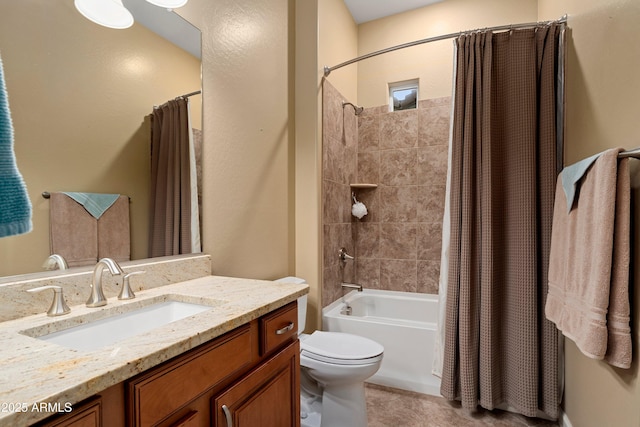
274 277 307 334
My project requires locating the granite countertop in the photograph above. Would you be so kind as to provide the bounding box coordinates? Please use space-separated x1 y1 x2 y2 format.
0 275 308 427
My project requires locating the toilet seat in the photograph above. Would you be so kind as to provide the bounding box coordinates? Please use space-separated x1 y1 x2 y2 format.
300 331 384 366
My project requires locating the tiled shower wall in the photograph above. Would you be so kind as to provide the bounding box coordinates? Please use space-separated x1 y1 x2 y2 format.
322 80 358 307
322 79 450 307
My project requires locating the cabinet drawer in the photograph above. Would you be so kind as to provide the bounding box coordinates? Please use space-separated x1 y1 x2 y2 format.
128 325 253 426
260 301 297 355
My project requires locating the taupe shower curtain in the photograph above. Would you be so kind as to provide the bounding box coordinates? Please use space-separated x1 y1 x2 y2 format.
441 24 564 419
149 98 193 257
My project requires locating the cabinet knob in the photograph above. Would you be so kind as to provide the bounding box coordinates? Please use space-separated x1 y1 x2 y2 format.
275 322 295 335
222 404 232 427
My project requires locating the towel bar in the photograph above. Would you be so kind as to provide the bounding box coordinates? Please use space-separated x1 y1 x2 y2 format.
42 192 131 202
618 147 640 159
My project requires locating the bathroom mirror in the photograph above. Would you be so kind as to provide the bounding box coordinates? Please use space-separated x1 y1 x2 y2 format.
0 0 202 277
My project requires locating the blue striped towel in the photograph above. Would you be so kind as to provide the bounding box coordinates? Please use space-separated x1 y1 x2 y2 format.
0 54 32 238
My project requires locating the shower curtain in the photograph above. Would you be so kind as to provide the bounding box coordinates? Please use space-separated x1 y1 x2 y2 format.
439 24 564 419
149 97 201 257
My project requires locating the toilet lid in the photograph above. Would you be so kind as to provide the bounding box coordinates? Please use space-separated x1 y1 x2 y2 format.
301 331 384 365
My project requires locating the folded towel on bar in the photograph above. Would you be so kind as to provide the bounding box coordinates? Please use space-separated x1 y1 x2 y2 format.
50 192 98 267
545 148 631 368
97 195 130 263
50 192 130 267
560 151 602 212
0 54 32 238
62 192 120 219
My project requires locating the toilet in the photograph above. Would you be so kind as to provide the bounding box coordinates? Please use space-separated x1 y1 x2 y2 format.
275 277 384 427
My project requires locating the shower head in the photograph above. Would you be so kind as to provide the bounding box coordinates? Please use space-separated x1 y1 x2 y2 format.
342 101 364 116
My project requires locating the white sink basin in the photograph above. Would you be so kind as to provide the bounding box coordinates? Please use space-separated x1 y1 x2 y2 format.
24 300 214 351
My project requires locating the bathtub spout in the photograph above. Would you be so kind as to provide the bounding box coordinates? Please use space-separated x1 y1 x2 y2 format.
341 282 363 292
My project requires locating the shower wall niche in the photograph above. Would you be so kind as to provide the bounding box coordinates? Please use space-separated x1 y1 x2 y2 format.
322 79 451 306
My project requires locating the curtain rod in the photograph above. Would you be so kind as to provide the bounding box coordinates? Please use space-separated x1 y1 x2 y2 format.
153 90 202 109
324 14 568 77
178 90 201 98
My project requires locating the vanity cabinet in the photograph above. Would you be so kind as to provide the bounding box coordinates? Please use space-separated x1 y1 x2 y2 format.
36 301 299 427
127 300 299 427
127 324 254 426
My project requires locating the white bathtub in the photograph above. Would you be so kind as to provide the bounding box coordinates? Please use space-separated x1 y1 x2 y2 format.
322 289 441 396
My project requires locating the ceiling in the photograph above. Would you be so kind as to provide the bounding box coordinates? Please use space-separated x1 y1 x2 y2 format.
122 0 201 59
343 0 444 24
122 0 444 59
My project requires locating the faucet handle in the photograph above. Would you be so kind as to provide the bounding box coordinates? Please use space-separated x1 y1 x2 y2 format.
338 248 355 265
27 285 71 317
118 270 145 300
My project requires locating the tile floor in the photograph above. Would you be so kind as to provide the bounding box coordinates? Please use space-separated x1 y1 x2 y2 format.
366 384 559 427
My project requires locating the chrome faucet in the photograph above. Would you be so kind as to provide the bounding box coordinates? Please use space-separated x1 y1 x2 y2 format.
86 258 123 307
341 282 363 292
42 254 68 270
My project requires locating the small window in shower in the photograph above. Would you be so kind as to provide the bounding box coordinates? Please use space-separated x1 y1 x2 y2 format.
389 80 418 112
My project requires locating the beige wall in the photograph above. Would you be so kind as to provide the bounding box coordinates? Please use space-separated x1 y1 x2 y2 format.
319 0 359 104
357 0 537 107
0 0 201 276
539 1 640 426
294 0 322 332
178 0 294 281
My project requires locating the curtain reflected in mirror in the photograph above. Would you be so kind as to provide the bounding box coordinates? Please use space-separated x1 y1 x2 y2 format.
149 96 202 257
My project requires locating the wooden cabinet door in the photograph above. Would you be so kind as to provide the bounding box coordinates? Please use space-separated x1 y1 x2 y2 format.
213 340 300 427
36 397 101 427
